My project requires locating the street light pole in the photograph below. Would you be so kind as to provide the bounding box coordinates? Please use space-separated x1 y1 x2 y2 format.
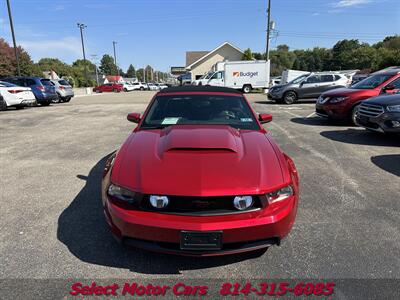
6 0 21 76
112 41 119 76
266 0 272 61
77 23 88 85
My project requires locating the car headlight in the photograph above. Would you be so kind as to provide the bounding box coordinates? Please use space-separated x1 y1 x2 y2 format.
149 195 169 208
387 105 400 112
266 185 294 204
329 96 348 103
107 184 137 204
233 196 253 210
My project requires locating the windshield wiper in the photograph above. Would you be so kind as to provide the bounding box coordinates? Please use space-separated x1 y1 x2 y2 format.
140 125 172 130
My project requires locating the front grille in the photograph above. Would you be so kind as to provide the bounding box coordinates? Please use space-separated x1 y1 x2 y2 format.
358 103 384 117
140 195 262 215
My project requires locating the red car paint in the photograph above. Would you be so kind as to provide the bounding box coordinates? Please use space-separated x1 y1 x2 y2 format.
101 87 299 256
93 83 123 93
316 68 400 120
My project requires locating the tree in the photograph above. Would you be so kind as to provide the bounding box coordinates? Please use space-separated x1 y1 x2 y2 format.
242 48 253 60
126 64 136 77
37 58 73 77
136 68 144 82
99 54 118 75
0 38 38 77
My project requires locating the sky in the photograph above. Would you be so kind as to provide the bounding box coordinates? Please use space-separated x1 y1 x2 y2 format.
0 0 399 72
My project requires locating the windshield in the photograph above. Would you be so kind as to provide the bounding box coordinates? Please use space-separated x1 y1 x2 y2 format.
141 95 260 130
290 74 309 84
58 80 70 86
40 79 53 86
350 74 393 89
0 81 17 87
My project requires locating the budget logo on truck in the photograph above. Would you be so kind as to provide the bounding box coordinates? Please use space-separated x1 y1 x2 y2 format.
233 71 259 78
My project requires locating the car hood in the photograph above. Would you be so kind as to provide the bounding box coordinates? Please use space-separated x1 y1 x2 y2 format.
111 125 285 196
321 87 373 97
363 93 400 106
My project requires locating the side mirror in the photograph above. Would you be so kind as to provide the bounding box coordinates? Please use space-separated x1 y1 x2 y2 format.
127 112 141 123
259 113 273 124
383 84 396 91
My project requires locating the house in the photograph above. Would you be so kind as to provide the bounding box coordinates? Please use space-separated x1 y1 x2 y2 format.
103 75 123 84
185 42 244 81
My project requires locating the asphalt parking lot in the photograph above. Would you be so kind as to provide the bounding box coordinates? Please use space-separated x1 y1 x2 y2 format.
1 92 399 282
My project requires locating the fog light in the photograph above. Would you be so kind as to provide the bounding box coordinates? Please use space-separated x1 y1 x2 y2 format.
149 195 169 208
391 121 400 128
233 196 253 210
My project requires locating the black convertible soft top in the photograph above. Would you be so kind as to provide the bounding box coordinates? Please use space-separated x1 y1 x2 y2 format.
157 85 243 95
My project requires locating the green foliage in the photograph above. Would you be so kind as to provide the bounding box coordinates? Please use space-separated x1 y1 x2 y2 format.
254 36 400 76
99 54 118 75
242 48 254 60
126 64 136 77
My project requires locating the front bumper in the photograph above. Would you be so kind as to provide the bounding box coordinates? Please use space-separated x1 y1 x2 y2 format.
356 112 400 133
315 102 349 119
103 195 298 256
267 90 284 100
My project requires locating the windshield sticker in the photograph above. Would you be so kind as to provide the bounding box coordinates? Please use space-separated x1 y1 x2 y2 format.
240 118 253 122
161 117 180 125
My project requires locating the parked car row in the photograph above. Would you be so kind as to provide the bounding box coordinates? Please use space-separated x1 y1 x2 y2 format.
94 82 169 93
0 76 74 111
316 67 400 134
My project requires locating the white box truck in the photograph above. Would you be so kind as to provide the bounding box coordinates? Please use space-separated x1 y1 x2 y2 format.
206 60 270 93
281 69 309 84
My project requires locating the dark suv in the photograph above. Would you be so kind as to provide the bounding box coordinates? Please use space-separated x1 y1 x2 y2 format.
1 77 57 106
355 93 400 134
316 67 400 124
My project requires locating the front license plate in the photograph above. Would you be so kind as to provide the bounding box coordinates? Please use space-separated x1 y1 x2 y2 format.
180 231 222 250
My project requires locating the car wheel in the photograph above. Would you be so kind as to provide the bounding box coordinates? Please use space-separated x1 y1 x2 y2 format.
0 97 7 111
351 104 360 125
283 91 297 105
41 101 50 106
242 85 251 93
124 88 128 92
54 93 62 103
15 106 24 110
65 97 71 102
140 87 144 91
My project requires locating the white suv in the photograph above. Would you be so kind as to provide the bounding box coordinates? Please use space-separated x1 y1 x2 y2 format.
131 82 148 91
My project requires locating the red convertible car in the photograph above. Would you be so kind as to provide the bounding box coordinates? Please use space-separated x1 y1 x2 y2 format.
101 86 299 256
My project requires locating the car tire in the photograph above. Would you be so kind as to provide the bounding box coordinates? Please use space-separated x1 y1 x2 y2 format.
283 91 297 105
54 93 62 103
41 101 50 106
124 88 128 92
15 106 24 110
351 104 360 125
140 87 144 91
0 97 7 111
242 85 252 94
65 97 71 102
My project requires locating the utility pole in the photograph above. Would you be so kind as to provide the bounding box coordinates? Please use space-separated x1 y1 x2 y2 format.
6 0 20 76
77 23 88 85
112 41 119 76
266 0 272 61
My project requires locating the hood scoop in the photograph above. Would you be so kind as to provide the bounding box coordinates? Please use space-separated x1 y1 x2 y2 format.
157 125 241 158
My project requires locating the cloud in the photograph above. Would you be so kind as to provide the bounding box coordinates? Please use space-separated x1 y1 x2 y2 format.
334 0 372 7
19 37 82 62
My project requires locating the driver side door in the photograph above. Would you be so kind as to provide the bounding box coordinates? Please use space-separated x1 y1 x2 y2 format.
299 75 321 98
